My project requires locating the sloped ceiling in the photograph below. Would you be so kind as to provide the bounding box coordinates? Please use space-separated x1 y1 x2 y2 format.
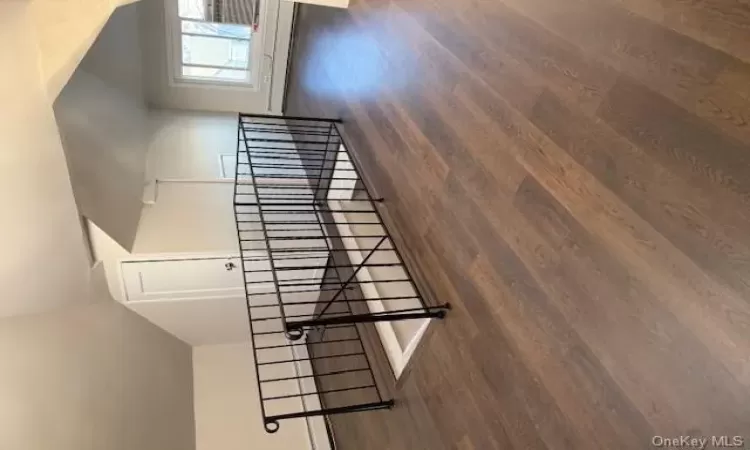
54 2 149 251
34 0 140 100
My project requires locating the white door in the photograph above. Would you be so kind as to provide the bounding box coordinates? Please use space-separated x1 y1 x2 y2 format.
121 257 245 302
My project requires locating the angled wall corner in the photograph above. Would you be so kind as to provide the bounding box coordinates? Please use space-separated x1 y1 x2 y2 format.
54 2 150 251
0 1 93 319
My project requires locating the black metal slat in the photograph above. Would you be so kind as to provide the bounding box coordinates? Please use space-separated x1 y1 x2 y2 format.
256 351 366 366
235 113 452 434
262 384 377 402
260 367 370 384
248 296 421 308
254 337 361 350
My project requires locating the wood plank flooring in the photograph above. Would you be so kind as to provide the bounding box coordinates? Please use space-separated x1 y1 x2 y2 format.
284 0 750 448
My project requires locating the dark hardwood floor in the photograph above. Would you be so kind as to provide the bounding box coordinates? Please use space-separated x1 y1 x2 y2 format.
284 0 750 448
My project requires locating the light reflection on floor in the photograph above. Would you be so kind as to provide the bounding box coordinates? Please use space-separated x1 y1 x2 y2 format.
302 16 415 100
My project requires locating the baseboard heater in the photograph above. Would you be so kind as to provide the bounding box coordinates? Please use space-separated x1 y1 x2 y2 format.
233 113 450 433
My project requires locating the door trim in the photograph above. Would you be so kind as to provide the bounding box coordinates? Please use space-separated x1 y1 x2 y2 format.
268 0 295 113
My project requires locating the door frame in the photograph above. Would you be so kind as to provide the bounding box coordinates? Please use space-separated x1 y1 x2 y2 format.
267 0 295 113
162 0 293 113
164 0 266 90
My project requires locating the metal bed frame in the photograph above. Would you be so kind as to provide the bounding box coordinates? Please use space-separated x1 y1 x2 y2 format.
233 113 450 433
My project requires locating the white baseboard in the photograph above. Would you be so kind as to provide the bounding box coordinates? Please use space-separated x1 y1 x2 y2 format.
291 342 332 450
327 200 429 379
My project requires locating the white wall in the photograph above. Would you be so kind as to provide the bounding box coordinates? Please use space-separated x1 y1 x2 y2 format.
54 2 149 250
0 271 196 450
0 1 92 318
74 2 145 100
134 110 240 254
136 182 240 253
128 296 251 345
146 109 239 180
193 343 310 450
134 111 331 259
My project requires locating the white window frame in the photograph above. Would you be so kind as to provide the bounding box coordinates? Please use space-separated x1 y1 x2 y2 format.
164 0 265 90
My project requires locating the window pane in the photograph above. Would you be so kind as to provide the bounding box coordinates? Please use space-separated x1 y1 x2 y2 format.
177 0 207 19
181 20 251 40
182 66 249 81
182 35 249 69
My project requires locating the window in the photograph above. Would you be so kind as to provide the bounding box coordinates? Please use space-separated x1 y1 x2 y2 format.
174 0 253 84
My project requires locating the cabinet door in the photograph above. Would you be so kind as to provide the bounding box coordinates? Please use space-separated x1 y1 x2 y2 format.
121 257 245 302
